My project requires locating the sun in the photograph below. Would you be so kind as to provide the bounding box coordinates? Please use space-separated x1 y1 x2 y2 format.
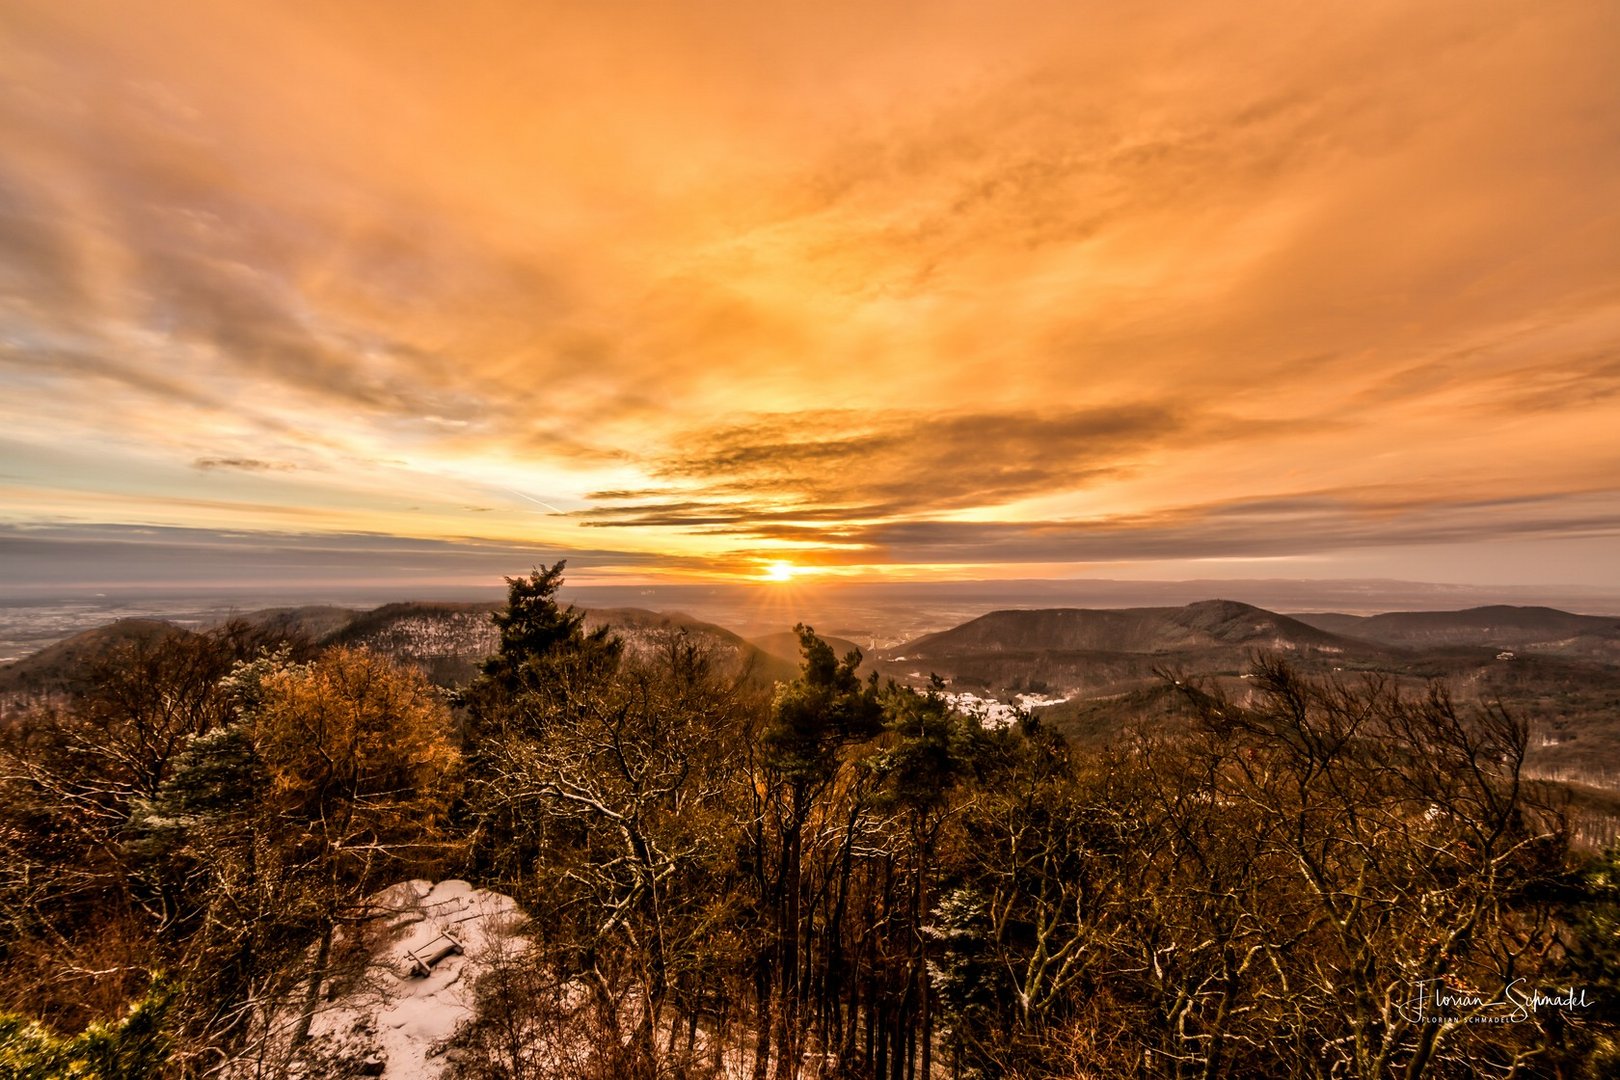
763 560 796 583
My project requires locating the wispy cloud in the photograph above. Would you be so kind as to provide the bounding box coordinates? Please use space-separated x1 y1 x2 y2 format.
192 457 297 472
727 489 1620 568
579 406 1201 527
2 0 1619 585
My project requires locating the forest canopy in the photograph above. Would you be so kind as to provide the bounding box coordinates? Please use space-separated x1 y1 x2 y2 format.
1 566 1616 1078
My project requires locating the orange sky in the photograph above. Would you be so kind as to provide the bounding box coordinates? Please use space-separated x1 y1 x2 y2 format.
3 0 1619 588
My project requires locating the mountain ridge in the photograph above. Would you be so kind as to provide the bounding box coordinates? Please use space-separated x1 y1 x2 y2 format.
1292 605 1620 653
895 599 1368 658
0 617 188 698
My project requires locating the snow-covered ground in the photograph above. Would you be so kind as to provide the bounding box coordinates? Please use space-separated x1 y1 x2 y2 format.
946 691 1068 729
232 879 525 1080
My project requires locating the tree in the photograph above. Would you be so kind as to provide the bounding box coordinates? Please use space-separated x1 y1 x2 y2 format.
236 646 462 1052
942 726 1138 1077
1127 659 1573 1079
459 562 621 741
495 631 755 1076
462 565 761 1079
457 564 627 887
0 978 172 1080
0 624 289 1037
751 626 882 1080
1558 846 1620 1075
871 681 983 1080
125 722 279 1059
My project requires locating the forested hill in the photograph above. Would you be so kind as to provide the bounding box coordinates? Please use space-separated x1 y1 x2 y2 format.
8 595 1620 788
894 599 1370 657
750 629 866 667
0 617 185 698
0 600 796 702
578 606 799 683
1293 604 1620 657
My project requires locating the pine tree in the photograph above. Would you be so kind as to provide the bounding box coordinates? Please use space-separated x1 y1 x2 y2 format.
0 979 173 1080
459 562 621 739
762 625 880 781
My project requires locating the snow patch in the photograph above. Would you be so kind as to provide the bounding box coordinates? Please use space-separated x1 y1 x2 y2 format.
946 692 1069 730
232 879 525 1080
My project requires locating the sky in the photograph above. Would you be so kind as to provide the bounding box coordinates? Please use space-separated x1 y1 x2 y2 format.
3 0 1619 595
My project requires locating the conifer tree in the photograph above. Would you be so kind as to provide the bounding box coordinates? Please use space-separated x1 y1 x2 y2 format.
0 979 173 1080
459 562 621 741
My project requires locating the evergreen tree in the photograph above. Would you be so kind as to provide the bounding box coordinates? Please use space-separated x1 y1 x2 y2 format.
762 625 880 781
458 562 624 889
752 627 881 1080
0 980 173 1080
458 562 621 741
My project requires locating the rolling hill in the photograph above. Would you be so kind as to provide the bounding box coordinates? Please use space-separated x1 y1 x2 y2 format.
233 604 362 643
582 607 799 684
0 600 800 704
1292 605 1620 659
878 601 1620 787
749 630 865 669
283 600 796 687
897 600 1371 659
0 617 190 699
322 601 501 685
6 597 1620 793
876 600 1391 709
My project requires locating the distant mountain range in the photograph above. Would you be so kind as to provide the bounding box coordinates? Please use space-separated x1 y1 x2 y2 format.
6 597 1620 785
869 599 1389 703
8 599 1618 686
253 600 801 686
887 601 1620 669
1292 605 1620 656
0 601 797 702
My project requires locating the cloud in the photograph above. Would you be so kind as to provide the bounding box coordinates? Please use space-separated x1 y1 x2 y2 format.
586 405 1198 523
192 457 296 472
2 0 1619 585
724 489 1620 568
0 344 225 412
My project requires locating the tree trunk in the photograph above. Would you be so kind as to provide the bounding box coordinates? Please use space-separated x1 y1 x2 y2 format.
890 1003 906 1080
875 999 889 1080
775 810 805 1080
918 851 932 1080
753 952 774 1080
866 986 878 1075
920 980 932 1080
292 919 334 1048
